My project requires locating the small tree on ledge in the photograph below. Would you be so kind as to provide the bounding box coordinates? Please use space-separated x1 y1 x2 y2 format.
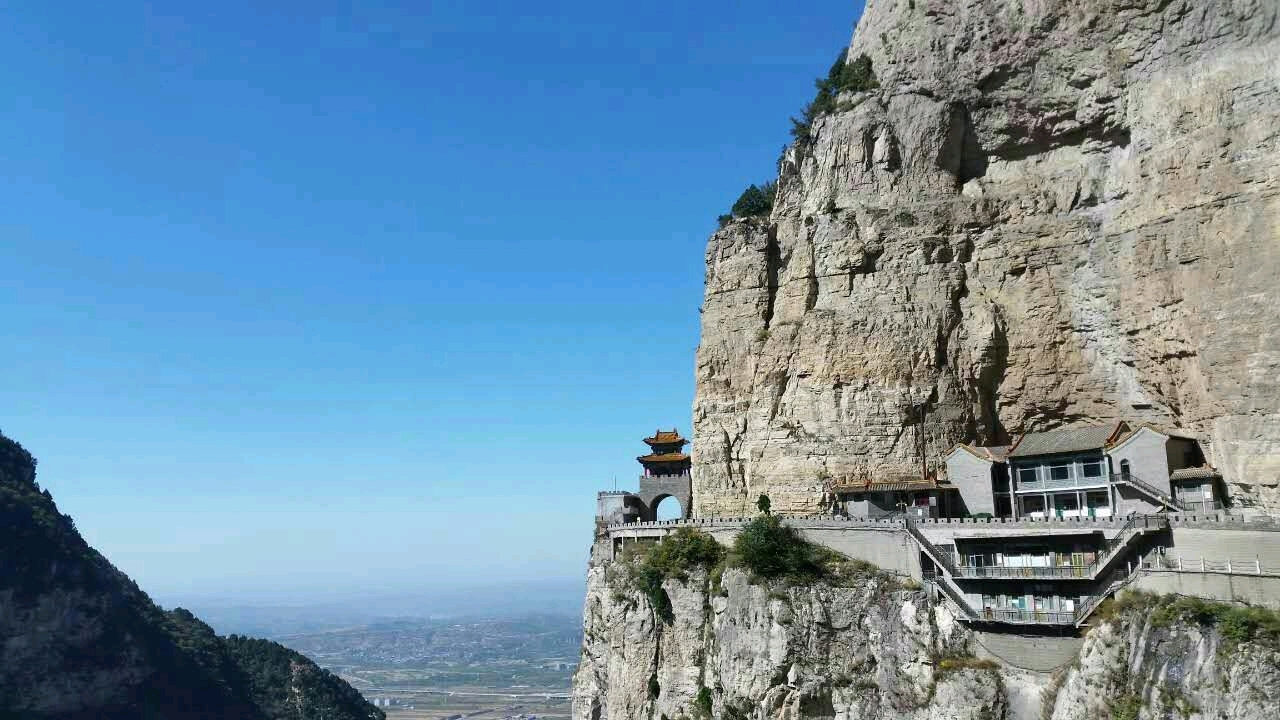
757 493 772 515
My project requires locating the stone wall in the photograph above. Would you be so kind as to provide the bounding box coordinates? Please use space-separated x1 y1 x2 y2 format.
945 450 997 517
1108 428 1174 496
1131 571 1280 609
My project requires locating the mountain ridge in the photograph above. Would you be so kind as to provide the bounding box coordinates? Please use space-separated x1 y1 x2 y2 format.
0 431 383 720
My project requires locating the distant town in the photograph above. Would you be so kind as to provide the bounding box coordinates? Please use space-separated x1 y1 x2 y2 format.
277 615 579 720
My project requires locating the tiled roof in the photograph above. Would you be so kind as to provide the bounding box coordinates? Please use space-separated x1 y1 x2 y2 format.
832 479 957 493
1008 422 1129 458
946 444 1011 462
637 452 691 464
1170 466 1221 481
644 429 688 446
1109 423 1201 449
981 445 1011 462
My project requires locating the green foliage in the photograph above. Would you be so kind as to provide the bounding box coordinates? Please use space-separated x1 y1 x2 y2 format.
756 494 772 515
0 429 385 720
756 328 770 342
693 686 714 719
791 51 879 141
648 673 661 698
1150 595 1280 645
731 515 826 582
626 529 726 624
223 634 382 720
647 528 726 579
936 654 1000 675
728 181 777 220
1098 591 1280 648
1110 693 1143 720
717 213 734 228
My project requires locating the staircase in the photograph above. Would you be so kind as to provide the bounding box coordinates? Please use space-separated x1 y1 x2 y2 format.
904 518 959 575
926 576 979 620
907 519 980 620
1073 564 1144 626
1086 513 1168 577
906 516 1165 627
1115 471 1186 511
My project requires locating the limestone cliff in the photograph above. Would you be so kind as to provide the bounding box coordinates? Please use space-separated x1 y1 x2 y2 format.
692 0 1280 516
572 546 1280 720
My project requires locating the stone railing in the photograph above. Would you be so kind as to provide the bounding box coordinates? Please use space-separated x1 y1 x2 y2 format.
1166 512 1280 530
605 516 908 532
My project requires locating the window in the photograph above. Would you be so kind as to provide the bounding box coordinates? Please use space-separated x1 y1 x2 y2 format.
1119 459 1131 478
1050 465 1070 481
1018 467 1038 485
1082 461 1103 478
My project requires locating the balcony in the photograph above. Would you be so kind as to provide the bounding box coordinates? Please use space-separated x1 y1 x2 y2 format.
948 515 1168 582
1015 475 1109 492
977 607 1077 625
956 564 1094 580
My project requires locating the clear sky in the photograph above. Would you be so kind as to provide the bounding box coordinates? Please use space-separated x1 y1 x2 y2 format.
0 0 865 605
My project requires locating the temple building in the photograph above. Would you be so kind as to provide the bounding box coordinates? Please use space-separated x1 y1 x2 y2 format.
637 429 692 478
596 428 693 525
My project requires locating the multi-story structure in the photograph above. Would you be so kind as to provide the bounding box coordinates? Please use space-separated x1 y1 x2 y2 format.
594 429 693 524
945 421 1227 521
925 421 1232 625
595 421 1258 629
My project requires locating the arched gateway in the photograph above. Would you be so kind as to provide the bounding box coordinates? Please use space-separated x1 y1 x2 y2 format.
636 429 692 521
594 428 694 525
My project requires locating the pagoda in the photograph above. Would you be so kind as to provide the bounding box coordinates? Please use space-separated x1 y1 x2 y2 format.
638 429 691 477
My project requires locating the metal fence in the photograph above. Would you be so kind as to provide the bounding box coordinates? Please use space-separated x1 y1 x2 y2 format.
950 514 1167 581
1138 554 1280 576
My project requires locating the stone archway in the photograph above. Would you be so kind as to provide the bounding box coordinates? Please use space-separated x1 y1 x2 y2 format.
651 494 684 521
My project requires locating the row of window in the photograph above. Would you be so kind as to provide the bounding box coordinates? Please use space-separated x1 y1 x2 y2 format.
1014 458 1107 487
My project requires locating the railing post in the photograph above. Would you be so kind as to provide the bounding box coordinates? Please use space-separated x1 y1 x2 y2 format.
1257 558 1262 575
1227 558 1232 574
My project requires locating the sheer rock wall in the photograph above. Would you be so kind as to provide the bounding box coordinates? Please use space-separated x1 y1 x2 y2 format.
572 547 1280 720
692 0 1280 516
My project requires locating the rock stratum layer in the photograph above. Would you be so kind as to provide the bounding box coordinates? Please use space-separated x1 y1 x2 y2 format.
693 0 1280 516
572 547 1280 720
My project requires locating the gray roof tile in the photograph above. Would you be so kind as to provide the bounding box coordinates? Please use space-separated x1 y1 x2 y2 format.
1169 466 1221 481
1008 422 1127 458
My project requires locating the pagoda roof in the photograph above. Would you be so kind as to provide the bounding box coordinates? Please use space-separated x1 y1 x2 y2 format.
644 429 689 447
637 452 691 464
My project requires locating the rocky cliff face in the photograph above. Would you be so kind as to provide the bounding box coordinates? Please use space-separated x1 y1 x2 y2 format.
572 546 1280 720
692 0 1280 516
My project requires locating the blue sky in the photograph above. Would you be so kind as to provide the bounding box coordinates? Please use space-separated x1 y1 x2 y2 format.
0 0 864 604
